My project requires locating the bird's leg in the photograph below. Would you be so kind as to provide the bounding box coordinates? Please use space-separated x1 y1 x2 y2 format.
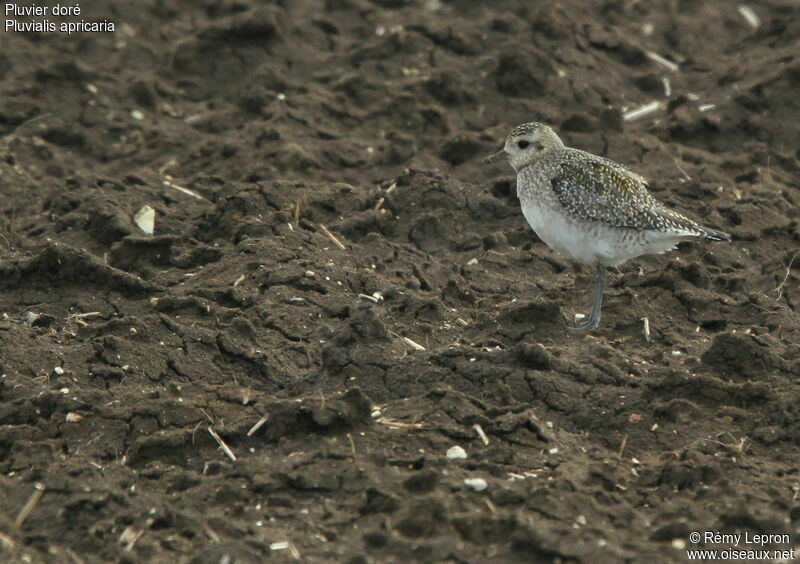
577 262 607 330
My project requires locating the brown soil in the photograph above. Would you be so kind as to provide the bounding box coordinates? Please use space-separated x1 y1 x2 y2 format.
1 0 799 562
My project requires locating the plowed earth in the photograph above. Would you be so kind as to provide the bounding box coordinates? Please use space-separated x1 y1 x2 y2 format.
0 0 799 562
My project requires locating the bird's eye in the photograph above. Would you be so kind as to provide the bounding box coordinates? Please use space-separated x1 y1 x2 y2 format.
517 140 530 149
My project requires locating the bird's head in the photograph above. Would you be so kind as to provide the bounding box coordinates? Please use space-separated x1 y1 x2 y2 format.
485 122 564 171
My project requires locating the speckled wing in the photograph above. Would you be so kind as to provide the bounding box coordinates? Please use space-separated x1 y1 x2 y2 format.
550 152 702 234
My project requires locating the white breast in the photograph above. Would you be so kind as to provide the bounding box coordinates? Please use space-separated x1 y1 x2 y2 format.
520 199 684 267
520 199 611 265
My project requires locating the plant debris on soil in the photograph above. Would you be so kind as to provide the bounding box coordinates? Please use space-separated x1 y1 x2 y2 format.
1 0 799 562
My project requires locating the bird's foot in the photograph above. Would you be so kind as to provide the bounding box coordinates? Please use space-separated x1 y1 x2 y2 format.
569 314 600 331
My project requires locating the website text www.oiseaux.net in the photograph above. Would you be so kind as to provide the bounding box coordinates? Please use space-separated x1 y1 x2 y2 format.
685 531 795 561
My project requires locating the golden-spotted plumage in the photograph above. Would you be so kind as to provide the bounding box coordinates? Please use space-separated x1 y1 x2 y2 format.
549 153 727 239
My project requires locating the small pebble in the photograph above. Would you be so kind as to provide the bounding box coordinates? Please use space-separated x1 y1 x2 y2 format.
53 366 65 375
134 205 155 235
464 478 487 491
446 446 467 460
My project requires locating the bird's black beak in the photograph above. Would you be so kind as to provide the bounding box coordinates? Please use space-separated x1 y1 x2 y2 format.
484 149 508 164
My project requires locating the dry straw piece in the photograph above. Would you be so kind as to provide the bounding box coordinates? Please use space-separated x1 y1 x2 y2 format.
208 427 237 462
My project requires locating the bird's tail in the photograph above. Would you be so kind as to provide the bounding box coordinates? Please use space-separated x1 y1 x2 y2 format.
697 226 731 241
662 208 731 242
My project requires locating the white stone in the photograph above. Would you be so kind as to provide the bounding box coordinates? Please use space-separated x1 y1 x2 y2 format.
446 446 467 460
464 478 487 491
134 205 155 235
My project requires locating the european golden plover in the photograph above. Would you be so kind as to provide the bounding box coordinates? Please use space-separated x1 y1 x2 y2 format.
486 122 730 330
